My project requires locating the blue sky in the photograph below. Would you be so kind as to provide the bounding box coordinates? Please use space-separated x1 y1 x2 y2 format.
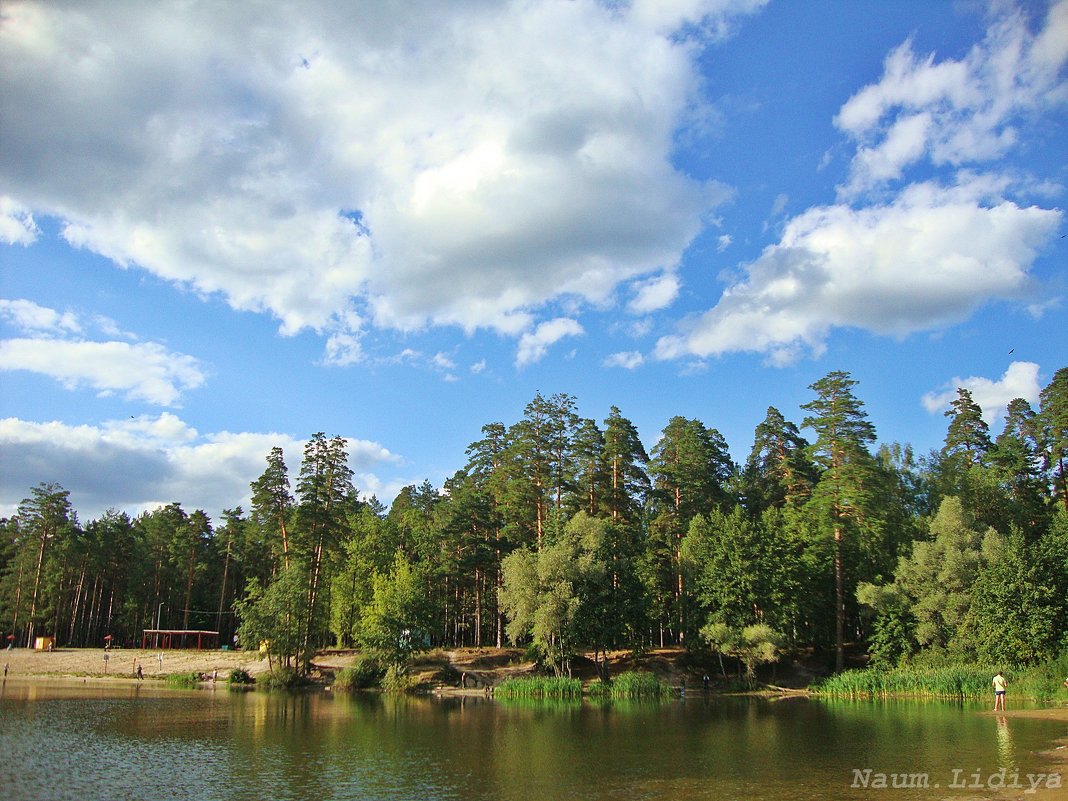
1 0 1066 524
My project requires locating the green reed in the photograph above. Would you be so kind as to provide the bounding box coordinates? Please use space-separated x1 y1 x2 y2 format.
494 675 583 699
817 650 1068 702
587 670 671 700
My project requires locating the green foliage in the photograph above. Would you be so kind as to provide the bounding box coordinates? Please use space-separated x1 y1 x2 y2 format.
499 512 611 675
494 676 583 699
856 582 916 668
228 668 254 685
164 672 202 687
816 665 997 699
356 553 432 662
5 370 1068 678
594 670 671 699
333 653 386 690
381 663 417 693
959 527 1068 665
699 621 784 686
895 496 986 652
234 565 310 670
257 666 307 690
817 652 1068 702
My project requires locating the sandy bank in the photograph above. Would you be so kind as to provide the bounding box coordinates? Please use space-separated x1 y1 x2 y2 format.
0 645 270 681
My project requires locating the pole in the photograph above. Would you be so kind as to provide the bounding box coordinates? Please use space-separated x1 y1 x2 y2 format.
155 603 164 649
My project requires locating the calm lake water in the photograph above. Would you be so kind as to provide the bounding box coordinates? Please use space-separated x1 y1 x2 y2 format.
1 680 1064 801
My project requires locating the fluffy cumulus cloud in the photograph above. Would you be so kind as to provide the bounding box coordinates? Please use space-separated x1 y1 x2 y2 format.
835 0 1068 195
0 415 400 522
922 361 1043 425
0 0 761 352
655 178 1060 364
655 1 1067 365
0 300 206 405
516 317 584 367
0 298 81 334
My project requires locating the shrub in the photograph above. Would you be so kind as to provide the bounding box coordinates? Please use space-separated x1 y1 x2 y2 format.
228 668 254 685
334 654 387 691
381 663 417 693
257 666 307 690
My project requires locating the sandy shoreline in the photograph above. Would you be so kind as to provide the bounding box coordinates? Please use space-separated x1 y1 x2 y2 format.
1 645 271 681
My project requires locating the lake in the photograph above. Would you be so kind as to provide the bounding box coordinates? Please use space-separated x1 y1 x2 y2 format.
1 680 1064 801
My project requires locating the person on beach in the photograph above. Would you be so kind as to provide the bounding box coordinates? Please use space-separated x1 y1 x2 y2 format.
136 663 143 680
993 671 1007 711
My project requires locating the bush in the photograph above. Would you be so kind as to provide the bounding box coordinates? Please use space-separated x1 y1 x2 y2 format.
257 666 308 690
381 663 417 693
228 668 254 685
334 654 387 691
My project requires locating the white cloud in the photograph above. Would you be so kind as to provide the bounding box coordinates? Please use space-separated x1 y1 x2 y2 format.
0 196 39 245
516 318 584 367
432 352 457 371
0 338 207 405
0 298 81 334
716 234 733 252
0 0 757 350
604 351 645 370
654 1 1066 366
654 178 1061 363
921 361 1042 425
322 331 364 367
836 1 1068 195
0 415 400 522
628 273 681 313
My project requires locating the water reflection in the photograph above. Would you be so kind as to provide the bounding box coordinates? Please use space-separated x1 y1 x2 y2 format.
0 684 1063 801
995 715 1016 769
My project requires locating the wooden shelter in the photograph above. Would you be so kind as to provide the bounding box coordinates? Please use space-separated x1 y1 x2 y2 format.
141 629 219 650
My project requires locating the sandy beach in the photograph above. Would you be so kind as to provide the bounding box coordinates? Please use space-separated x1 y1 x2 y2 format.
0 645 271 682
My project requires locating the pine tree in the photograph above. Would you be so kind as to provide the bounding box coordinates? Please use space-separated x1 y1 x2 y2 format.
602 406 650 524
294 433 357 669
741 406 815 514
250 446 294 571
1039 367 1068 510
801 370 877 672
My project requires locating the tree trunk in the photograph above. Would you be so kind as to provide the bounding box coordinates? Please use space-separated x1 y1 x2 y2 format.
834 523 845 673
25 527 48 647
216 529 233 637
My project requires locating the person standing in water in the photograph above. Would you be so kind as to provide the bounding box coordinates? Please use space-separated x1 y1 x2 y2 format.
992 671 1007 711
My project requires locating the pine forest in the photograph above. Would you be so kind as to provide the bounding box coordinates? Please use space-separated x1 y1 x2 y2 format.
3 367 1066 678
